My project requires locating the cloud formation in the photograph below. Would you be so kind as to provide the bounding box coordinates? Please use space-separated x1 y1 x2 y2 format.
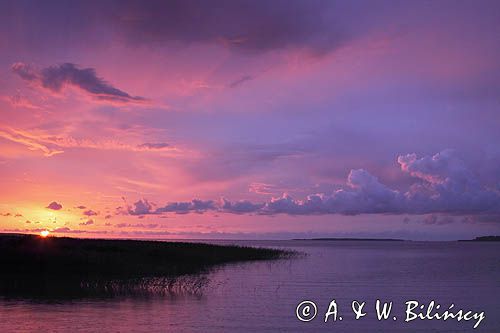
0 128 64 157
79 219 94 226
105 0 345 54
0 126 178 157
83 209 98 216
12 62 145 103
115 223 158 228
2 93 42 110
136 143 171 150
124 150 500 218
127 199 215 215
398 150 500 214
228 75 254 88
46 201 63 210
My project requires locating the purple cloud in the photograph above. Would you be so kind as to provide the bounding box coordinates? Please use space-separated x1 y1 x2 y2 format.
53 227 72 233
124 150 500 219
127 199 154 215
12 62 145 103
46 201 63 210
115 223 158 228
136 143 171 150
155 199 215 214
398 150 500 215
51 227 107 234
104 0 346 54
229 75 254 88
83 209 98 216
127 198 216 215
221 199 265 214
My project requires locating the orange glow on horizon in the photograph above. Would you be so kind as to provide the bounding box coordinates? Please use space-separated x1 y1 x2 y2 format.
40 230 50 237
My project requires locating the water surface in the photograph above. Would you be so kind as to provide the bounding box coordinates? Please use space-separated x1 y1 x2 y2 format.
1 240 498 332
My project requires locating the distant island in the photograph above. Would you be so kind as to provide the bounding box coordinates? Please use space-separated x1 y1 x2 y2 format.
293 237 405 241
459 236 500 242
0 233 291 297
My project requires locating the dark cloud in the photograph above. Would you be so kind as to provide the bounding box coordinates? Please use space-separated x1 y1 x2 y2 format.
11 63 38 80
53 227 72 233
1 0 352 55
127 199 154 215
76 205 86 209
12 62 145 103
46 201 63 210
228 75 254 88
156 199 215 214
2 228 56 234
136 142 170 150
127 198 215 215
83 209 98 216
79 219 94 226
115 223 158 228
0 0 347 55
105 0 346 54
51 227 107 234
221 199 264 214
124 150 500 219
421 215 457 225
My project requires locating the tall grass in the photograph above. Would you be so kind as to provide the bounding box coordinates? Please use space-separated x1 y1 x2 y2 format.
0 234 291 298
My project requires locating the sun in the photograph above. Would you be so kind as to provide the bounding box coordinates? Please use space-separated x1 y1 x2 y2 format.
40 230 50 238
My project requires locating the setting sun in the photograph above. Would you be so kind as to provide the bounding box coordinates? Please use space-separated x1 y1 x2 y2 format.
40 230 50 238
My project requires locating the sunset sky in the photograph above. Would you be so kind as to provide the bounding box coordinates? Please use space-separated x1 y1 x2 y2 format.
1 0 499 240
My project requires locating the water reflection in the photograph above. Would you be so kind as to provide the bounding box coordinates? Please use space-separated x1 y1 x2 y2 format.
0 240 498 332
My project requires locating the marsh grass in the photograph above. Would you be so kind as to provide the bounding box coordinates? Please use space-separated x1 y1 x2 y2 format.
0 234 292 298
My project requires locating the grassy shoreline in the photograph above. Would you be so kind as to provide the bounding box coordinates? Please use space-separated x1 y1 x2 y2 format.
0 234 291 297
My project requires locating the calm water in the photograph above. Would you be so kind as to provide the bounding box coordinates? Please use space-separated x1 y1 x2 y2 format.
0 240 498 332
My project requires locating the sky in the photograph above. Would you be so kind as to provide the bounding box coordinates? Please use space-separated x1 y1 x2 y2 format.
0 0 499 240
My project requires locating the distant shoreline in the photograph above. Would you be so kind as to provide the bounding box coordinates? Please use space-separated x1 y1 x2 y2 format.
292 238 406 241
294 236 500 242
458 236 500 242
